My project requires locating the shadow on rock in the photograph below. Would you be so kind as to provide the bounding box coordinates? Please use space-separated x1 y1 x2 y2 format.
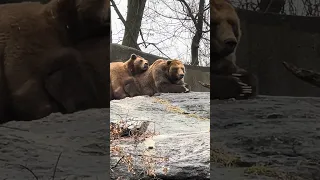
211 96 320 180
0 108 110 179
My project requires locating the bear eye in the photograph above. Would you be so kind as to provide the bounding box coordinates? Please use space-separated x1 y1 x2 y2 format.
181 68 185 72
171 67 178 71
140 60 143 63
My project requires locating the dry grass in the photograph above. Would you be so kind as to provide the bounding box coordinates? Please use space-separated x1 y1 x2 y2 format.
153 97 209 121
245 165 279 177
244 165 302 180
211 145 302 180
210 147 240 167
110 116 169 179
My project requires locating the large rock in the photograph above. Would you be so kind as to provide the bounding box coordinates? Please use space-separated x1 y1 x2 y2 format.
0 109 109 179
1 92 319 180
110 92 210 179
211 96 320 180
111 43 164 64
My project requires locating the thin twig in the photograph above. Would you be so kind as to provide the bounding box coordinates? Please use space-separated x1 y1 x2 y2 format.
111 155 125 169
146 43 171 59
52 152 62 180
19 164 38 180
176 0 198 28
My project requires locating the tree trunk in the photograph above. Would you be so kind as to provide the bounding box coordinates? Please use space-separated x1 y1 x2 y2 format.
122 0 146 50
191 0 205 66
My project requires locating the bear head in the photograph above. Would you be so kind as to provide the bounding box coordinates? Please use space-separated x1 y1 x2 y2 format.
211 0 241 58
128 54 149 75
166 59 186 82
44 0 110 44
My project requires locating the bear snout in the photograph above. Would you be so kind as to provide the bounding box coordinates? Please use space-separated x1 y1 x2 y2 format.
178 74 184 79
223 38 237 53
143 63 149 69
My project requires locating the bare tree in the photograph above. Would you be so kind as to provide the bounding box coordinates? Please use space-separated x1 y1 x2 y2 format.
111 0 147 50
122 0 147 50
140 0 210 66
230 0 320 17
177 0 205 65
258 0 285 13
111 0 210 66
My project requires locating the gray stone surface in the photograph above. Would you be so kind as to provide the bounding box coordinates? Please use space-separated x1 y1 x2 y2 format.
2 92 318 180
110 92 210 180
0 109 110 180
211 95 320 180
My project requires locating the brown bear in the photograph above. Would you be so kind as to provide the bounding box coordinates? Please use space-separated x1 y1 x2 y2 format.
0 44 11 121
0 0 110 122
211 0 243 74
110 54 149 100
124 59 190 97
210 0 257 100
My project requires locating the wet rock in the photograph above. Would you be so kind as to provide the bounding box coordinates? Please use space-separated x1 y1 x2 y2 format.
110 92 210 180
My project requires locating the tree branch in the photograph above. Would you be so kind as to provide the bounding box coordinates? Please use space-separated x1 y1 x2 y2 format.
52 152 62 180
176 0 198 28
198 81 210 89
283 61 320 88
19 164 38 180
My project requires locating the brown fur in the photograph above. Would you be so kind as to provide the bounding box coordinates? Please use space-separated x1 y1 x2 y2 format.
210 0 257 100
211 0 244 74
110 54 149 100
0 0 110 122
124 59 190 97
75 37 110 108
0 43 11 121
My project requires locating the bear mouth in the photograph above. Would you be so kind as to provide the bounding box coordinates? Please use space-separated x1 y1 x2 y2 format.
172 76 183 81
219 48 234 57
142 66 148 70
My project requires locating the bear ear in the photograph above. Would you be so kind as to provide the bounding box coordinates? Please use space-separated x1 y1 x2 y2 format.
130 54 137 60
167 60 172 65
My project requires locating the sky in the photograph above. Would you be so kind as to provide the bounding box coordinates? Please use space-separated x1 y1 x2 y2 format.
111 0 210 66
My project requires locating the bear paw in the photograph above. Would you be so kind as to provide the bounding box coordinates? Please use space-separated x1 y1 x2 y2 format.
183 84 191 93
232 73 252 97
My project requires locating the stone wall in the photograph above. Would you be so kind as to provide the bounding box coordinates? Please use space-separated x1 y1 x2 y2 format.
236 9 320 97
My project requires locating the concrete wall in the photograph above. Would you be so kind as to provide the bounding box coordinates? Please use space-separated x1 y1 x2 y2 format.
236 9 320 97
110 43 210 92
